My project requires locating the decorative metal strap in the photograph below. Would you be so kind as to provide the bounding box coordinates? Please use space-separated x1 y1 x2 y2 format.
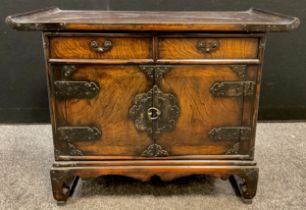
56 126 102 141
129 85 180 139
230 65 247 80
54 81 100 99
141 144 169 157
139 65 170 83
129 65 180 157
210 81 255 97
208 126 252 141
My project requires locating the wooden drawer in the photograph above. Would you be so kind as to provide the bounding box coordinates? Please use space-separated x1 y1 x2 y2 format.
49 35 153 60
158 37 259 60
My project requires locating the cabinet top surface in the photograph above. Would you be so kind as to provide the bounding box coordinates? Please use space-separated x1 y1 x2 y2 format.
6 7 299 32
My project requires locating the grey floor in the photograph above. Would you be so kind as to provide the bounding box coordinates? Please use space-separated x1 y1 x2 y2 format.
1 123 306 210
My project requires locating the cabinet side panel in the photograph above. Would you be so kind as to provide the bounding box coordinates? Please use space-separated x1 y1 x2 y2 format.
42 34 67 160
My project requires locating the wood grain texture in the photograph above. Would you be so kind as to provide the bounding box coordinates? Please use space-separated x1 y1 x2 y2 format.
7 7 299 204
6 7 300 32
243 37 267 158
50 36 153 59
240 65 259 156
52 64 253 157
158 37 258 59
158 65 244 155
54 65 152 156
50 164 258 202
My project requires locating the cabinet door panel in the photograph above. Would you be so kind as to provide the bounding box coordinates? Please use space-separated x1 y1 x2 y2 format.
158 65 245 155
53 65 151 156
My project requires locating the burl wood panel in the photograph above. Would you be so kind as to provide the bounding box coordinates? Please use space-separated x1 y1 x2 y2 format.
56 65 152 156
158 37 258 59
50 36 153 59
158 65 244 155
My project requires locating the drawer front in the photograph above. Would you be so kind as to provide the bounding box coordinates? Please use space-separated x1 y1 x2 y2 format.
49 35 153 59
52 65 152 157
158 37 259 59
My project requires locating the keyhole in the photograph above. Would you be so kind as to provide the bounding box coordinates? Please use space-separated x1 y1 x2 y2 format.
147 107 161 120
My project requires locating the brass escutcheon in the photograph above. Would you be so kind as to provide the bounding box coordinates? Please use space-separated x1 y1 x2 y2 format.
147 107 161 120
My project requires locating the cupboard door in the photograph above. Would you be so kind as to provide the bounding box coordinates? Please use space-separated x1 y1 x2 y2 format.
156 65 254 155
52 65 152 157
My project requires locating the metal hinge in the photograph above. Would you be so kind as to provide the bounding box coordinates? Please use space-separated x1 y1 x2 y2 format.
129 65 179 157
54 81 100 99
210 81 255 97
139 65 170 83
56 126 102 141
208 126 252 141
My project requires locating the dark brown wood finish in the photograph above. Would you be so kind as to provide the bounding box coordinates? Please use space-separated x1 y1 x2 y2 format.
6 7 299 32
6 8 299 204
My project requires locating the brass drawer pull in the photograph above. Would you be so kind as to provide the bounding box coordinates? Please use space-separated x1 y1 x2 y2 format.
147 107 161 120
90 40 112 52
197 40 219 53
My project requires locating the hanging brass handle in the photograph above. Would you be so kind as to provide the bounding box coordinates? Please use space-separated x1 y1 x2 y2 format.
147 107 161 120
197 40 219 53
90 40 112 52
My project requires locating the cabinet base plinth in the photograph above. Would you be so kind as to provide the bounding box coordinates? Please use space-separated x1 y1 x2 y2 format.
50 160 258 203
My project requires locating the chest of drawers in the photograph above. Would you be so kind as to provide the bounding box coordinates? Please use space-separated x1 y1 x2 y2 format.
6 7 299 204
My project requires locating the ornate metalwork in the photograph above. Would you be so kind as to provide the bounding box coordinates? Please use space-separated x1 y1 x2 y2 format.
54 81 100 99
55 126 101 156
129 87 154 135
197 40 220 53
210 81 255 97
225 142 240 155
147 107 161 120
54 148 62 157
66 143 83 156
248 146 255 158
230 65 247 80
139 65 170 82
90 40 112 52
57 126 102 141
61 65 77 78
54 144 83 156
208 126 251 141
130 65 180 157
129 85 180 139
141 144 169 157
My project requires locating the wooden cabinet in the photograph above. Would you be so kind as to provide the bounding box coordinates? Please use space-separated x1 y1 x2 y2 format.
6 7 299 204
